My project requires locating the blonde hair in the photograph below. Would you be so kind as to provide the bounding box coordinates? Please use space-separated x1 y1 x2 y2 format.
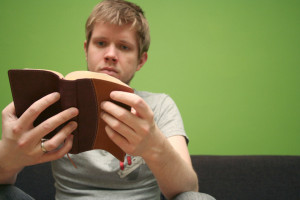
85 0 150 58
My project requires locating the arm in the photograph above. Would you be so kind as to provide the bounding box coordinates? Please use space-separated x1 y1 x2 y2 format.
144 135 198 199
0 92 78 184
101 91 198 199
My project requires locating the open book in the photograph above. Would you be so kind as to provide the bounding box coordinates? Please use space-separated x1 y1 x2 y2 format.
8 69 133 161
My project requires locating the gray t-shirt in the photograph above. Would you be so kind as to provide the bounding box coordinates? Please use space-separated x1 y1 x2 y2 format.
52 90 187 200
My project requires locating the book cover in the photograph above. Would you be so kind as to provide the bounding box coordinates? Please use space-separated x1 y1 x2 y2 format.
8 69 133 161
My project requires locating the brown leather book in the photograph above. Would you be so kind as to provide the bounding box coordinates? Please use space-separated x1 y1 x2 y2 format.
8 69 133 161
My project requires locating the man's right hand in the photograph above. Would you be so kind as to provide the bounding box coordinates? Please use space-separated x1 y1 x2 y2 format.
0 92 79 184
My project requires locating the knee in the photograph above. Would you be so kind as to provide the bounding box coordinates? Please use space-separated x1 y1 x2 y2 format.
0 184 34 200
172 191 216 200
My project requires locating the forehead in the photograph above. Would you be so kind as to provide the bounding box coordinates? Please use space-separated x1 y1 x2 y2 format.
91 22 137 43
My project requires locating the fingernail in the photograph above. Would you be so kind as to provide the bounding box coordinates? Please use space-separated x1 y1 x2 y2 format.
100 111 104 118
70 121 78 129
70 107 79 115
101 101 106 109
110 91 116 98
52 92 60 99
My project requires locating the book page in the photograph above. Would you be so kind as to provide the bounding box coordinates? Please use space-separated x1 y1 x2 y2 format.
65 71 130 88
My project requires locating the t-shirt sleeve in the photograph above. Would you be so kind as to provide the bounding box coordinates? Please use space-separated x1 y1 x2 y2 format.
155 94 189 144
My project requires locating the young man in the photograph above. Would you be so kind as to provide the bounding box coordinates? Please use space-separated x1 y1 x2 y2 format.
0 0 215 199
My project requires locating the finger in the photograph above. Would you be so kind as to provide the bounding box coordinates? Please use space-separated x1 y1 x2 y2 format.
101 110 136 140
30 107 79 141
40 121 77 152
131 107 137 115
18 92 60 128
2 102 16 120
38 134 74 163
110 91 152 119
101 101 142 132
1 102 18 130
105 125 129 152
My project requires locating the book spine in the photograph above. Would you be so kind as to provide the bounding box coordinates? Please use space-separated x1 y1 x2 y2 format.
75 79 98 153
59 79 79 154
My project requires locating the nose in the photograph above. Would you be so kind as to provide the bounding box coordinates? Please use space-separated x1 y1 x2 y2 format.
104 45 118 64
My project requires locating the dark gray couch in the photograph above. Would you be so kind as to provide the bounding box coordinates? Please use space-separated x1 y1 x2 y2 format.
15 155 300 200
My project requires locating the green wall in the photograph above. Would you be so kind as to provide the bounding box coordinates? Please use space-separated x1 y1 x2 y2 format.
1 0 299 155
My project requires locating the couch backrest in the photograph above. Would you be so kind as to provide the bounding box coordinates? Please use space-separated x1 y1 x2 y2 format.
15 156 300 200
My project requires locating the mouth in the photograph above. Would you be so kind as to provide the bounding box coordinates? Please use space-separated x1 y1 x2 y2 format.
100 67 119 78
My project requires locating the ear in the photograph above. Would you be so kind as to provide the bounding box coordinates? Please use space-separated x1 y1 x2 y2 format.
84 40 88 60
136 52 148 71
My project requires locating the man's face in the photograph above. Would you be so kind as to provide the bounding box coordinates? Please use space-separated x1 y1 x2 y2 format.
84 22 147 84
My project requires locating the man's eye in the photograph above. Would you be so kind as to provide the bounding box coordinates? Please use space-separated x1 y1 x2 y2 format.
121 45 129 50
98 41 105 46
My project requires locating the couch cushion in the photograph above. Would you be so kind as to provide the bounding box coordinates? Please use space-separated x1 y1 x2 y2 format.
192 155 300 200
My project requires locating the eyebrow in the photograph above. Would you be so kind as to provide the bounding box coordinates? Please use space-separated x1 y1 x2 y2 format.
91 36 107 41
119 40 135 47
